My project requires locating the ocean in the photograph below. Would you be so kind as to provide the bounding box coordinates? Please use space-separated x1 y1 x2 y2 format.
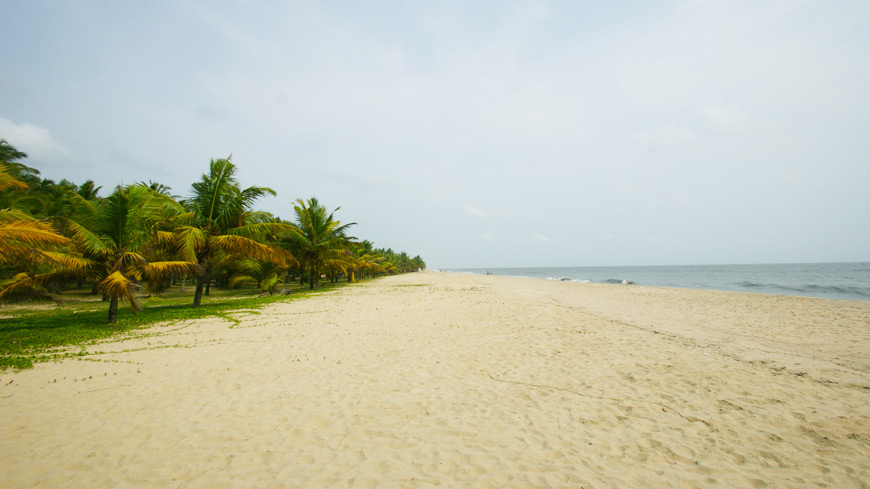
443 262 870 301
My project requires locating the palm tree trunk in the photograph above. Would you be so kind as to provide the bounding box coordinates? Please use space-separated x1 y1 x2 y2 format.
193 272 209 307
107 295 119 323
309 264 316 290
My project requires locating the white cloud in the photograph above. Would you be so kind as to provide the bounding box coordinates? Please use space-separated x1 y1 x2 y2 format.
480 232 496 241
532 234 551 243
0 116 70 164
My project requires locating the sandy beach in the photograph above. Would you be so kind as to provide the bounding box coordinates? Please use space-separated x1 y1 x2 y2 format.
2 271 869 488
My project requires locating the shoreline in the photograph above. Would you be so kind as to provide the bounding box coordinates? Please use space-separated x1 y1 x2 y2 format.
440 262 870 301
2 271 869 487
442 269 868 302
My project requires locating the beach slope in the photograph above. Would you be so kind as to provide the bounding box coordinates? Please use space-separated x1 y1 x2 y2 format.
2 272 869 488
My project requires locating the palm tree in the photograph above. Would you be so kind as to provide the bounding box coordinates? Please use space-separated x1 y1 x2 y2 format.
0 142 88 304
0 165 28 192
177 157 293 307
227 258 286 295
76 180 102 200
65 184 199 323
0 208 86 304
0 209 71 264
285 197 356 290
0 139 40 186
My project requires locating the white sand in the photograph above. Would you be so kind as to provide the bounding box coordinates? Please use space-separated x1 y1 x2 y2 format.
2 271 869 488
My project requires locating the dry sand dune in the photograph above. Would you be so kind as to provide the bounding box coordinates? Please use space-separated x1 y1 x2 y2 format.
2 272 869 488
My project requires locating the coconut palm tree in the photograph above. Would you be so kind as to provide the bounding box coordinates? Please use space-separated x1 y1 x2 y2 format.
177 157 293 307
227 258 286 295
285 198 356 290
64 184 200 323
0 139 39 185
0 143 88 304
0 166 28 192
0 207 87 304
76 180 102 201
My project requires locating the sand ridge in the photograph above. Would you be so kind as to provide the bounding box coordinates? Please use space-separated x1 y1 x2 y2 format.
2 271 869 488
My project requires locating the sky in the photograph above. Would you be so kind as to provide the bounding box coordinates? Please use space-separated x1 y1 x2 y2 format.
2 0 868 269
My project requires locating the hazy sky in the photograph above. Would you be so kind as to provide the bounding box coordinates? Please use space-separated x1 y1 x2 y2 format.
2 0 868 268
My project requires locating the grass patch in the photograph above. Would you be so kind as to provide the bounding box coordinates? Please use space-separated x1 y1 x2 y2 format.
0 282 351 371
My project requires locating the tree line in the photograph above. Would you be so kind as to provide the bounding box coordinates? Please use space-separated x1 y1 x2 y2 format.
0 139 426 323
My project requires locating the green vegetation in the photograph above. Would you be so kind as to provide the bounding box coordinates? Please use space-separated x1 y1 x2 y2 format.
0 138 426 369
0 282 346 370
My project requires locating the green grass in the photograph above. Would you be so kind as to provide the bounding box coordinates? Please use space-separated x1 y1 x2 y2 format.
0 282 350 371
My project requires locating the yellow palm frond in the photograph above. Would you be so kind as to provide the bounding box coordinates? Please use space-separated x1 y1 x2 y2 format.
151 230 177 249
129 261 199 293
0 221 70 248
140 261 201 278
0 209 36 224
97 271 141 310
210 235 294 266
117 252 147 271
39 251 96 272
0 221 71 264
0 165 28 191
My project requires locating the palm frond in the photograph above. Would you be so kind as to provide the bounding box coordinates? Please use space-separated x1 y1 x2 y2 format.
133 260 200 293
0 273 58 305
0 208 36 223
210 235 276 262
39 251 96 272
97 271 141 312
140 261 201 278
150 230 178 250
175 226 208 262
0 165 28 191
226 221 294 240
214 235 294 267
64 218 112 259
228 274 258 289
117 252 147 271
0 220 70 248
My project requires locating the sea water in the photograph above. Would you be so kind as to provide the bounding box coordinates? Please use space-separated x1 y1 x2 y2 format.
444 262 870 301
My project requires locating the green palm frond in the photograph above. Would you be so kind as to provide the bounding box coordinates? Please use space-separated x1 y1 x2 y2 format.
0 273 58 304
151 230 178 250
226 222 293 240
65 218 112 259
228 274 258 289
175 226 208 261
